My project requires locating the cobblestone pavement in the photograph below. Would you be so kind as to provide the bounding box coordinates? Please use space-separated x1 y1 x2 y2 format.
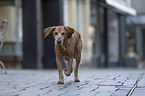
0 68 145 96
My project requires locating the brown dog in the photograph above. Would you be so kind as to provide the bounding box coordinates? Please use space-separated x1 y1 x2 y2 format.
44 26 82 84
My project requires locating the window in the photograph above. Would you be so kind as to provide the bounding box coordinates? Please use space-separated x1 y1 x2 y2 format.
0 0 22 68
108 10 119 64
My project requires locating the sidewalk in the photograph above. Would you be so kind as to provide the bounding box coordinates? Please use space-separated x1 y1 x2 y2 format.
0 68 145 96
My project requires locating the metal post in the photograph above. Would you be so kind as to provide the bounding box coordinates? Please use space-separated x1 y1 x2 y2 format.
119 15 126 67
104 8 108 68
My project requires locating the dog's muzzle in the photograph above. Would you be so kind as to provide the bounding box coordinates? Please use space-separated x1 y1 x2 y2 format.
57 40 61 45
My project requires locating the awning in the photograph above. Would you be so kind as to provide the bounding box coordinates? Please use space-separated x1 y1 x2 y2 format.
106 0 136 16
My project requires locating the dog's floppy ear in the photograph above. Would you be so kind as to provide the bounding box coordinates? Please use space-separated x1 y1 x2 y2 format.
64 26 74 39
44 26 55 38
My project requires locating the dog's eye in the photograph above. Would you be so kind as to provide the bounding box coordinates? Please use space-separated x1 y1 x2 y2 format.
55 32 58 35
62 33 65 35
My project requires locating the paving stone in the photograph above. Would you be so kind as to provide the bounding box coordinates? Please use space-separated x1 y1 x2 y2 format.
111 89 130 96
99 80 123 86
132 88 145 96
0 68 145 96
137 74 145 87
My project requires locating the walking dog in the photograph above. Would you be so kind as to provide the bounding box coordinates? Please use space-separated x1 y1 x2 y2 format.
44 26 82 84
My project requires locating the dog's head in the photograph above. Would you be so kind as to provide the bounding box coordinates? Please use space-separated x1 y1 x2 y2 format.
44 26 74 46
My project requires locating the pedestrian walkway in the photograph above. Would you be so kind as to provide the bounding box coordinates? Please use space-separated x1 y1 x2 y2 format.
0 68 145 96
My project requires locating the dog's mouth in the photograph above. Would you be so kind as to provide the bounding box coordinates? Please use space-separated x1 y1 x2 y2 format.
55 40 63 46
57 40 61 45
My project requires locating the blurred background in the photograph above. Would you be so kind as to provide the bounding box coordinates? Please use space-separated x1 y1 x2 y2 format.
0 0 144 69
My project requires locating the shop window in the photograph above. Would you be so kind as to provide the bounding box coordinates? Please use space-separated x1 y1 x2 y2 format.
90 0 102 66
0 0 22 68
108 10 119 64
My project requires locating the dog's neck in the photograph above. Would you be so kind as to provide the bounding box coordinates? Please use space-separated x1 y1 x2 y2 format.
55 39 70 52
55 39 71 56
57 45 66 51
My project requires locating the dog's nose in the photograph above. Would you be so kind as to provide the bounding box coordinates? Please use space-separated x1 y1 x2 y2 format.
57 40 61 44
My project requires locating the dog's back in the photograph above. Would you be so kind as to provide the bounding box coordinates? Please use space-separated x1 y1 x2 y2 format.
63 30 82 59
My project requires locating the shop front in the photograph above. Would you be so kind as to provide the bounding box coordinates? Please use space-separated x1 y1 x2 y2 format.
0 0 136 69
90 0 136 67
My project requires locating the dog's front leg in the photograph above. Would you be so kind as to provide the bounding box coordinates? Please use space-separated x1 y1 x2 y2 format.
64 58 73 76
56 57 64 84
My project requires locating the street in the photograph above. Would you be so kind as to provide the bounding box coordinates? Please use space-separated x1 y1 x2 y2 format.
0 67 145 96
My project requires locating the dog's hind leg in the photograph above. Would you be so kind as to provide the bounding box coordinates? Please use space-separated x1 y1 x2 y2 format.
74 56 81 82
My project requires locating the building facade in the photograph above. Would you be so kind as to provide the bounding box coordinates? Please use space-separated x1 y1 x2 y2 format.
90 0 136 67
126 0 145 66
0 0 136 68
63 0 136 67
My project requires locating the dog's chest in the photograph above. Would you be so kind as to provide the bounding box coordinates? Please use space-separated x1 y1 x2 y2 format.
58 46 73 58
60 48 67 56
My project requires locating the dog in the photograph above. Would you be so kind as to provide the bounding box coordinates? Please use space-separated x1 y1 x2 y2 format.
44 26 83 84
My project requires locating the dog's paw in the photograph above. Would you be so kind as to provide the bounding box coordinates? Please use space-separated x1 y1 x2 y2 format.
57 80 64 84
64 67 73 76
64 71 71 76
74 78 80 82
64 67 73 73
